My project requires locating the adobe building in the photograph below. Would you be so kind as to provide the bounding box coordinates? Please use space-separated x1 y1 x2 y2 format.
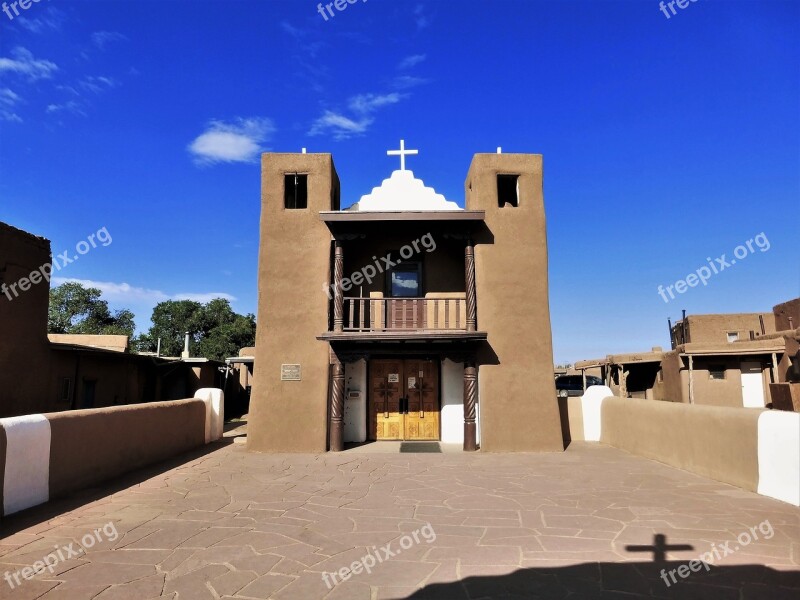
248 143 563 452
575 299 800 410
0 221 224 417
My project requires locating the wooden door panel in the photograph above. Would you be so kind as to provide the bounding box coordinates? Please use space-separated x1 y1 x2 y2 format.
403 359 439 441
369 359 404 440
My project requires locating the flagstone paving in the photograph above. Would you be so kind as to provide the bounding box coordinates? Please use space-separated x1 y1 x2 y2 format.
1 440 798 599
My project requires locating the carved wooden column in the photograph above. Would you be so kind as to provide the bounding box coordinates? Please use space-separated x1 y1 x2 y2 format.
333 241 344 332
465 240 477 332
464 359 478 451
330 353 345 452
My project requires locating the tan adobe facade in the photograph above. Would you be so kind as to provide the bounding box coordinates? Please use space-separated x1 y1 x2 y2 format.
0 221 223 418
576 299 800 410
248 148 563 452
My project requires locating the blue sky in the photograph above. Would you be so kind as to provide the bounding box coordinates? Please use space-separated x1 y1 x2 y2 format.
1 0 798 363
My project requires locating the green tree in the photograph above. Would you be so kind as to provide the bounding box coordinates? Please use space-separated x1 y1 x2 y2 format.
48 282 136 337
135 298 255 361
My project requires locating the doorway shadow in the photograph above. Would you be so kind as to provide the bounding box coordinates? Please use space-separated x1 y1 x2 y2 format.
399 441 442 453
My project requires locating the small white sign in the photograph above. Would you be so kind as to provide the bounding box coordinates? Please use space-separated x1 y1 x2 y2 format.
281 364 301 381
408 377 416 389
388 373 399 383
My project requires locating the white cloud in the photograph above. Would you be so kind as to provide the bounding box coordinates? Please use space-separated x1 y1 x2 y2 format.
392 75 429 89
46 101 87 117
188 117 275 165
0 47 57 81
80 75 118 94
17 8 66 34
52 278 236 305
280 21 303 38
0 88 20 105
398 54 426 70
348 93 403 114
0 111 22 123
0 87 22 120
91 31 128 50
310 93 406 140
309 111 373 140
414 4 431 30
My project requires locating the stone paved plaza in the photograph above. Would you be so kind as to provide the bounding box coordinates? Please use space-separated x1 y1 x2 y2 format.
1 434 798 600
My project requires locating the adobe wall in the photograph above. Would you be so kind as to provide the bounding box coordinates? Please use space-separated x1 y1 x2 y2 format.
563 394 799 506
773 298 800 331
1 390 223 517
0 222 53 417
684 313 775 343
248 154 339 452
465 154 562 452
600 397 759 491
688 356 747 408
46 400 206 497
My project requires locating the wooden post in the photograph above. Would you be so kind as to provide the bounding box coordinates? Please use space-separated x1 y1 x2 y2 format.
687 354 694 404
464 360 478 451
771 352 779 383
581 369 587 392
333 241 344 332
330 354 345 452
465 241 477 332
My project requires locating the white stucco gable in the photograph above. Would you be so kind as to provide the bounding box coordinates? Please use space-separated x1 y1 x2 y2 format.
353 169 462 211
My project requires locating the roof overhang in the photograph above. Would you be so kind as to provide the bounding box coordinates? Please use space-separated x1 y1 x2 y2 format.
320 210 485 223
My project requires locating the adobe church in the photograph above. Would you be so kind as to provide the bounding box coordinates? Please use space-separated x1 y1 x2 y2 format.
248 142 563 453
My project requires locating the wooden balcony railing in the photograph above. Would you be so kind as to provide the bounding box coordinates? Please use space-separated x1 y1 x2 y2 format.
342 297 468 332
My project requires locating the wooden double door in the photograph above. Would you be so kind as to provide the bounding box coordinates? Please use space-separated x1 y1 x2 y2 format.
369 359 440 441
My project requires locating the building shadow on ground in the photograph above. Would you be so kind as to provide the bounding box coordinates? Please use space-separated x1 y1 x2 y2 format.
401 560 800 599
0 438 235 536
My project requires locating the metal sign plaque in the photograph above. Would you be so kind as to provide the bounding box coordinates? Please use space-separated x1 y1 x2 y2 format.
281 364 301 381
387 373 399 383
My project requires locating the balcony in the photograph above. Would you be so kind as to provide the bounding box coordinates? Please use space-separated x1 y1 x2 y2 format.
319 294 486 342
343 295 467 332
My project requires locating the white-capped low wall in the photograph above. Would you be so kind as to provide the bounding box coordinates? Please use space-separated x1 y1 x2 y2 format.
565 387 800 506
0 390 225 517
2 414 51 516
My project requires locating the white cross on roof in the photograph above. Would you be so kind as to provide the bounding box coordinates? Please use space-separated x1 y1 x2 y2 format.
387 139 419 171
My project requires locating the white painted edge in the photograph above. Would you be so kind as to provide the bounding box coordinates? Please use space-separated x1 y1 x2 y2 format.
195 388 224 442
580 385 614 442
757 411 800 506
2 414 51 516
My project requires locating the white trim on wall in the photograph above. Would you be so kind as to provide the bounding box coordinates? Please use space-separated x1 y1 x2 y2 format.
2 414 51 515
757 411 800 506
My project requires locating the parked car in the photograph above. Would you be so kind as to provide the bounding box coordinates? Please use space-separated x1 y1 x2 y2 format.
555 375 603 398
